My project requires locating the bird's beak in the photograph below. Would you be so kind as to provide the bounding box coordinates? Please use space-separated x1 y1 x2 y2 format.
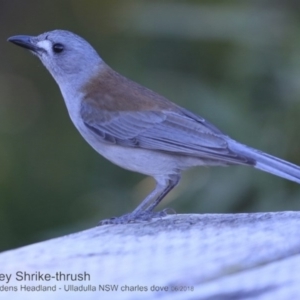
7 35 39 52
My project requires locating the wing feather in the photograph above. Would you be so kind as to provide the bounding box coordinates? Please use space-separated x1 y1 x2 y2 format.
81 101 253 164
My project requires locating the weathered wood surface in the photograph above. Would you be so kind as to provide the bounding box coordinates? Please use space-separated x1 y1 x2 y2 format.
0 212 300 299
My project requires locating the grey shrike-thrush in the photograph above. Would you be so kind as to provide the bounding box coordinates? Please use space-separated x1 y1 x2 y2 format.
8 30 300 224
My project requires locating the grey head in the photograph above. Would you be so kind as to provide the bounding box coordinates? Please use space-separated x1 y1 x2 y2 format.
8 30 103 88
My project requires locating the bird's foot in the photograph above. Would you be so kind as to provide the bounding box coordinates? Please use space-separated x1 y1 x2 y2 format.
98 208 175 225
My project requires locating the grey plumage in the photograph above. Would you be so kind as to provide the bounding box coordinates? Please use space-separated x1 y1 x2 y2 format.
82 104 254 164
8 30 300 224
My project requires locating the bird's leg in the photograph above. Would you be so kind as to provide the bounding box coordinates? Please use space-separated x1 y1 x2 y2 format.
99 174 180 225
140 174 180 214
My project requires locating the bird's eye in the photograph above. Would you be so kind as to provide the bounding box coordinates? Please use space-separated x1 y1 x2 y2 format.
52 43 64 54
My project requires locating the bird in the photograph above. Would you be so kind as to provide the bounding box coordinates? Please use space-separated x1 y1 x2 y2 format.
7 30 300 224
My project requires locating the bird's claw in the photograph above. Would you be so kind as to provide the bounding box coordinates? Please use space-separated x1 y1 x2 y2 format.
98 208 175 225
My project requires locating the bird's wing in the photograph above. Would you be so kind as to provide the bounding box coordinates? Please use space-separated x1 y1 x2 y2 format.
81 102 252 164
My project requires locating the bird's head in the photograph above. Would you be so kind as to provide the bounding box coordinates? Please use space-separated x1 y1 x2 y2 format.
8 30 103 89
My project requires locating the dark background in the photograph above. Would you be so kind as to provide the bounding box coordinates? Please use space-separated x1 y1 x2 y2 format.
1 0 300 252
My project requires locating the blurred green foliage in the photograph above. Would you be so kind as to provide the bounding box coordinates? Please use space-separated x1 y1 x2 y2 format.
1 0 300 251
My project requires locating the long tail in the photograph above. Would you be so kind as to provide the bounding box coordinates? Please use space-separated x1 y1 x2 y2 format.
229 140 300 184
